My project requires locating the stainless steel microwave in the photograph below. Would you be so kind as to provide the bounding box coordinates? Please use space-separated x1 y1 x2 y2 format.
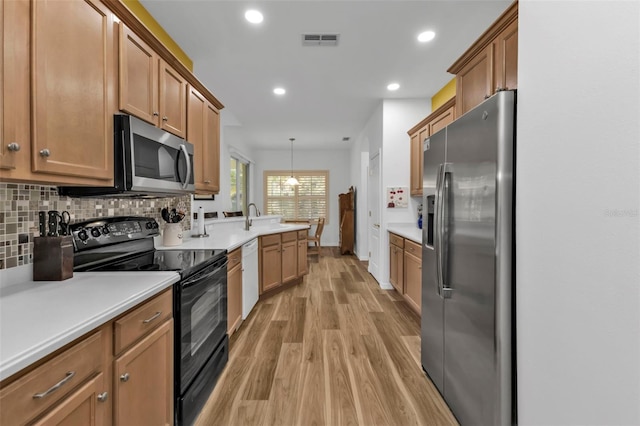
59 115 195 197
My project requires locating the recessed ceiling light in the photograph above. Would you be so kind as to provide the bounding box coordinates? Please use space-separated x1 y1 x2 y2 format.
245 10 263 24
417 31 436 43
273 87 286 95
387 83 400 91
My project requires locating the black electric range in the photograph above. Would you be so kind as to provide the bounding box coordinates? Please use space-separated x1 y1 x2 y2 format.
70 216 229 426
71 216 225 277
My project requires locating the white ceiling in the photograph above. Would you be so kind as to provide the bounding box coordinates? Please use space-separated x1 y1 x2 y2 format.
140 0 511 150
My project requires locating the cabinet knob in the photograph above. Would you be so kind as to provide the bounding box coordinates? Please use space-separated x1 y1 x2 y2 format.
162 116 168 122
97 392 108 402
120 373 130 382
204 180 211 184
153 112 159 117
7 142 20 152
39 149 51 157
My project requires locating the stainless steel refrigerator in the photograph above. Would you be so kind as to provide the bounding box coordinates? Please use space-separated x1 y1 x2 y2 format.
421 90 516 425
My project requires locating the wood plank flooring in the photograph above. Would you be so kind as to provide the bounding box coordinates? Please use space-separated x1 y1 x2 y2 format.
195 248 457 426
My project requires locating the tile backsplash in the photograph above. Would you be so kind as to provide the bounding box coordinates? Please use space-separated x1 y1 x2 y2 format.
0 183 191 270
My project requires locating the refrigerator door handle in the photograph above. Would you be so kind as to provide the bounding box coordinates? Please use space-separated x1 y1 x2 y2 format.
440 164 452 299
435 163 445 298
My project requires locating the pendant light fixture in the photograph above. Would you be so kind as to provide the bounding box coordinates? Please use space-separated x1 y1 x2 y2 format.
285 138 300 186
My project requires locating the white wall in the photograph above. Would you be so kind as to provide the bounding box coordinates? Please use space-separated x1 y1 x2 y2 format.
379 98 430 286
517 1 640 424
253 149 351 246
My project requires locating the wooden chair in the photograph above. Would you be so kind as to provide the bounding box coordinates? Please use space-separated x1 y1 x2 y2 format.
307 217 325 256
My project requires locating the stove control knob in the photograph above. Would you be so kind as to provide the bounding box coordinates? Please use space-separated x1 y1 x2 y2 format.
78 229 88 241
102 226 110 235
152 221 159 229
145 222 153 230
91 227 101 238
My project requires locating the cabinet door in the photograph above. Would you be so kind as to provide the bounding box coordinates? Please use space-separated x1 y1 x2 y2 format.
159 60 187 138
281 240 298 283
0 0 29 173
227 263 243 335
187 86 206 191
32 373 107 426
493 19 518 92
429 105 455 136
204 102 220 193
389 243 404 293
409 132 420 196
455 44 493 117
297 239 308 276
261 243 282 293
31 0 115 181
119 24 158 126
404 251 422 315
114 319 173 426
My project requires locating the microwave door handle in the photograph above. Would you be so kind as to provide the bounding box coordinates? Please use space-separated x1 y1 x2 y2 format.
179 144 192 189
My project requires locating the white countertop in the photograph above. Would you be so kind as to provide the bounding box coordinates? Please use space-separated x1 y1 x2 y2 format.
387 223 423 244
0 272 179 381
155 223 310 251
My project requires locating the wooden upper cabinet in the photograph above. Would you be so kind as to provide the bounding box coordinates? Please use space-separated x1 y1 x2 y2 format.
31 0 115 181
119 23 187 138
449 1 518 117
454 44 492 117
159 59 187 138
119 24 158 125
0 0 30 173
493 18 518 93
408 97 456 197
187 85 220 194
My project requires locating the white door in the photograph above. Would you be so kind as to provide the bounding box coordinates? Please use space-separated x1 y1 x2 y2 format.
368 150 381 282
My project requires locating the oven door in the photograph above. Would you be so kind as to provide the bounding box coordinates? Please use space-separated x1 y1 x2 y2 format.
175 256 227 394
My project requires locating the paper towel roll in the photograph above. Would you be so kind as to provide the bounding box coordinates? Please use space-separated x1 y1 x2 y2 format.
197 207 206 235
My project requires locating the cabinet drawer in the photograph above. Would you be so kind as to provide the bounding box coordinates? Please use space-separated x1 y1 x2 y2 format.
261 234 280 247
281 231 297 243
405 240 422 259
228 247 242 270
114 289 173 355
297 230 308 240
389 233 404 248
0 331 103 426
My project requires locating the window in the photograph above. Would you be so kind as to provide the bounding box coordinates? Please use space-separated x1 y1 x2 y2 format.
264 170 328 221
230 156 249 213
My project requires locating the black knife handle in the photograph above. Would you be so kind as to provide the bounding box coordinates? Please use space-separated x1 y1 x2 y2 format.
48 211 59 236
38 211 47 237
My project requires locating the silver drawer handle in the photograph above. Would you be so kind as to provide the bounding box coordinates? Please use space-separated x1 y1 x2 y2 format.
7 142 20 152
39 149 51 157
33 371 76 399
120 373 130 382
97 392 108 402
142 311 162 324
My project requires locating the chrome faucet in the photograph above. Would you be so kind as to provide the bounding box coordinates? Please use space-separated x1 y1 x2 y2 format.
245 203 261 230
248 203 261 217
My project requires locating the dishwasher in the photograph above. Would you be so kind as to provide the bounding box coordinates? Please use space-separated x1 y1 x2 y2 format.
242 238 259 319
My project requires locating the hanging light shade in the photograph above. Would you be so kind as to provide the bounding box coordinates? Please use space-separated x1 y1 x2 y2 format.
285 137 300 186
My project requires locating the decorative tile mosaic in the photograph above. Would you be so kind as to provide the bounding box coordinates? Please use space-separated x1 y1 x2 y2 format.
0 183 191 270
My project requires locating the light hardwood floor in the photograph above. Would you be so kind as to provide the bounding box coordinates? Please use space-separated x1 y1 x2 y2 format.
195 248 458 426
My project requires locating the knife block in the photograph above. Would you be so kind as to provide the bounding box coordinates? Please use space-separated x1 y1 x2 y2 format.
33 236 74 281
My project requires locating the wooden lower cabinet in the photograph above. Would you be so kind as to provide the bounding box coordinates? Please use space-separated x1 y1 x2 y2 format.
389 234 404 293
259 230 309 296
227 247 243 335
0 289 174 426
114 319 173 426
404 244 422 315
389 233 422 316
32 372 107 426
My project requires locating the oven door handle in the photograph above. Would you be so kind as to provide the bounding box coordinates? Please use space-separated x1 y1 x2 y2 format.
181 260 228 288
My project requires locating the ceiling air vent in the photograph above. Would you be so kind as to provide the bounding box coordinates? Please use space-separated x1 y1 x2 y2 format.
302 34 340 46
